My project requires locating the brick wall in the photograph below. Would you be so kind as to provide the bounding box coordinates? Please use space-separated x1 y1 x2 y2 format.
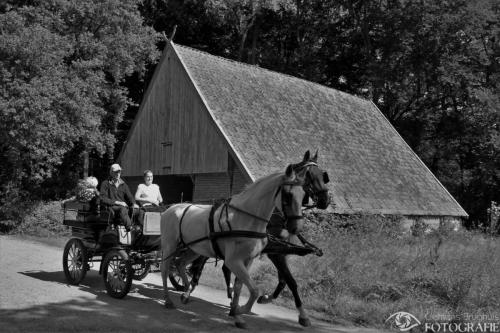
193 173 231 203
192 166 251 202
232 167 250 195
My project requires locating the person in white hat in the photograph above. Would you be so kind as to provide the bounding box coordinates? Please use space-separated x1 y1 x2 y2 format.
99 163 138 231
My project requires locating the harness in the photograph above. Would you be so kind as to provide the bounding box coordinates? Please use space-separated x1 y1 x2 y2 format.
164 162 329 261
171 178 305 260
292 161 329 209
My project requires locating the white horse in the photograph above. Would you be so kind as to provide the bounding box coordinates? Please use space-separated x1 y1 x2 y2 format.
160 165 306 329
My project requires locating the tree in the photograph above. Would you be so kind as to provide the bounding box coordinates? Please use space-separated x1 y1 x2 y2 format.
0 0 158 223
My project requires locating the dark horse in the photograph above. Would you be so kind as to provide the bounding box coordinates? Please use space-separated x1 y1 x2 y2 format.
187 150 330 327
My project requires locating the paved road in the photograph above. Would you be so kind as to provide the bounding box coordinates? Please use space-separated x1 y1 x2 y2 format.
0 235 385 332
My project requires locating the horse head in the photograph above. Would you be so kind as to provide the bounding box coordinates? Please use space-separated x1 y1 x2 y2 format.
293 150 331 210
280 164 306 235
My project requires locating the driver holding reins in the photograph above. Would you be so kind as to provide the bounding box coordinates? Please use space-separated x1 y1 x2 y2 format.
134 170 163 207
100 163 138 231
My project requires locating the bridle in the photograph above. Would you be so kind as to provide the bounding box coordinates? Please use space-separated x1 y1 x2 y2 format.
279 178 306 222
291 161 329 210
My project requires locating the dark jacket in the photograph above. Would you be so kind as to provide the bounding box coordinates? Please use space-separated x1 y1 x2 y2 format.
100 178 135 207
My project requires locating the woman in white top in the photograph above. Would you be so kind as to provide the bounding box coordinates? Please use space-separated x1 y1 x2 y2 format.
135 170 163 206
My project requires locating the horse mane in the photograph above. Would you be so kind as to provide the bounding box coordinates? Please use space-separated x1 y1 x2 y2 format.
233 172 283 203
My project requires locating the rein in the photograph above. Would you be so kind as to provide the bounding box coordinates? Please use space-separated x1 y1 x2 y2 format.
226 178 305 224
174 202 272 261
165 177 306 260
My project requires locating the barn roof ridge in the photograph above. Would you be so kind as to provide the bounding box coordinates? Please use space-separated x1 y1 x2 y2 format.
173 43 369 105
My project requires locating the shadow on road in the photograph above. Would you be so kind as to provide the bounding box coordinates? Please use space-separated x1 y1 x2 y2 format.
20 270 70 284
2 270 305 332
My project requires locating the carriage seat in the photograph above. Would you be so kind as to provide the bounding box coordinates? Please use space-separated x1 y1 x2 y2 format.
63 200 102 225
135 206 166 235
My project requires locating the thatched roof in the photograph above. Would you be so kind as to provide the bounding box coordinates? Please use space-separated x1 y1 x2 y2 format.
173 43 467 217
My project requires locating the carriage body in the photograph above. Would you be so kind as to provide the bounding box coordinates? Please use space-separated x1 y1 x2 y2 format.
61 201 188 298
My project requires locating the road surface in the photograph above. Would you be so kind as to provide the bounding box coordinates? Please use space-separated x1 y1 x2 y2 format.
0 235 385 332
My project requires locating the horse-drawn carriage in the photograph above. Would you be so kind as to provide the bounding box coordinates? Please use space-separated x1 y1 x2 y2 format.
61 151 330 329
61 201 189 298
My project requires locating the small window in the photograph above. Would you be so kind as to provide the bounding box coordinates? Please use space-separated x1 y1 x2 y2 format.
162 143 172 171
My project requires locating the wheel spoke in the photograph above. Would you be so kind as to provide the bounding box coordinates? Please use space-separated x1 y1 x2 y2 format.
106 255 127 292
63 239 88 285
68 243 83 280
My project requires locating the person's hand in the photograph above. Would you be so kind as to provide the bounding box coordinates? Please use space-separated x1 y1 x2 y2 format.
115 201 127 207
133 203 139 209
279 229 290 239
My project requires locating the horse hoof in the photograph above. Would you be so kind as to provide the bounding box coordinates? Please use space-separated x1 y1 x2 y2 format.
235 321 247 329
229 305 242 317
257 295 273 304
180 294 189 304
164 300 176 309
299 316 311 327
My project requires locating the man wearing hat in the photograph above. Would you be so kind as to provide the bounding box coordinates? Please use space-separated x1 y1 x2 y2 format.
100 163 138 231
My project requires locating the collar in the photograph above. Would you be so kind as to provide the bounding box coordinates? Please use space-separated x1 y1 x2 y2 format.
110 177 124 186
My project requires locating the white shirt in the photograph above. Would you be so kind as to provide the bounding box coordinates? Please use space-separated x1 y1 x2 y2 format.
135 183 162 206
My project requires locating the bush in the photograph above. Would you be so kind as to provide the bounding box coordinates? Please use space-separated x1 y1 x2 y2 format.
15 201 69 237
0 184 32 233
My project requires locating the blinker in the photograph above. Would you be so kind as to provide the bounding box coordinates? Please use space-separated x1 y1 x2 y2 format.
323 172 330 184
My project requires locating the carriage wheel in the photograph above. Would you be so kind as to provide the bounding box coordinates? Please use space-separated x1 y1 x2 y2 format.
63 238 88 285
169 263 193 291
132 260 150 281
102 249 133 299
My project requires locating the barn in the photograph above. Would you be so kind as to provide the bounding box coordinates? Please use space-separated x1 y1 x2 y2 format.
118 41 468 225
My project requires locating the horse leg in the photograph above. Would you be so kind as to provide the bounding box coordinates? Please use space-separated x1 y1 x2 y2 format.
161 254 175 309
177 251 200 304
229 275 243 316
271 254 311 327
228 275 247 329
229 258 260 314
188 256 209 293
222 263 233 299
224 258 260 329
257 254 286 304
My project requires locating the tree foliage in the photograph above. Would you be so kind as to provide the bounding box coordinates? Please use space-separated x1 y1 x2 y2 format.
0 0 158 221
